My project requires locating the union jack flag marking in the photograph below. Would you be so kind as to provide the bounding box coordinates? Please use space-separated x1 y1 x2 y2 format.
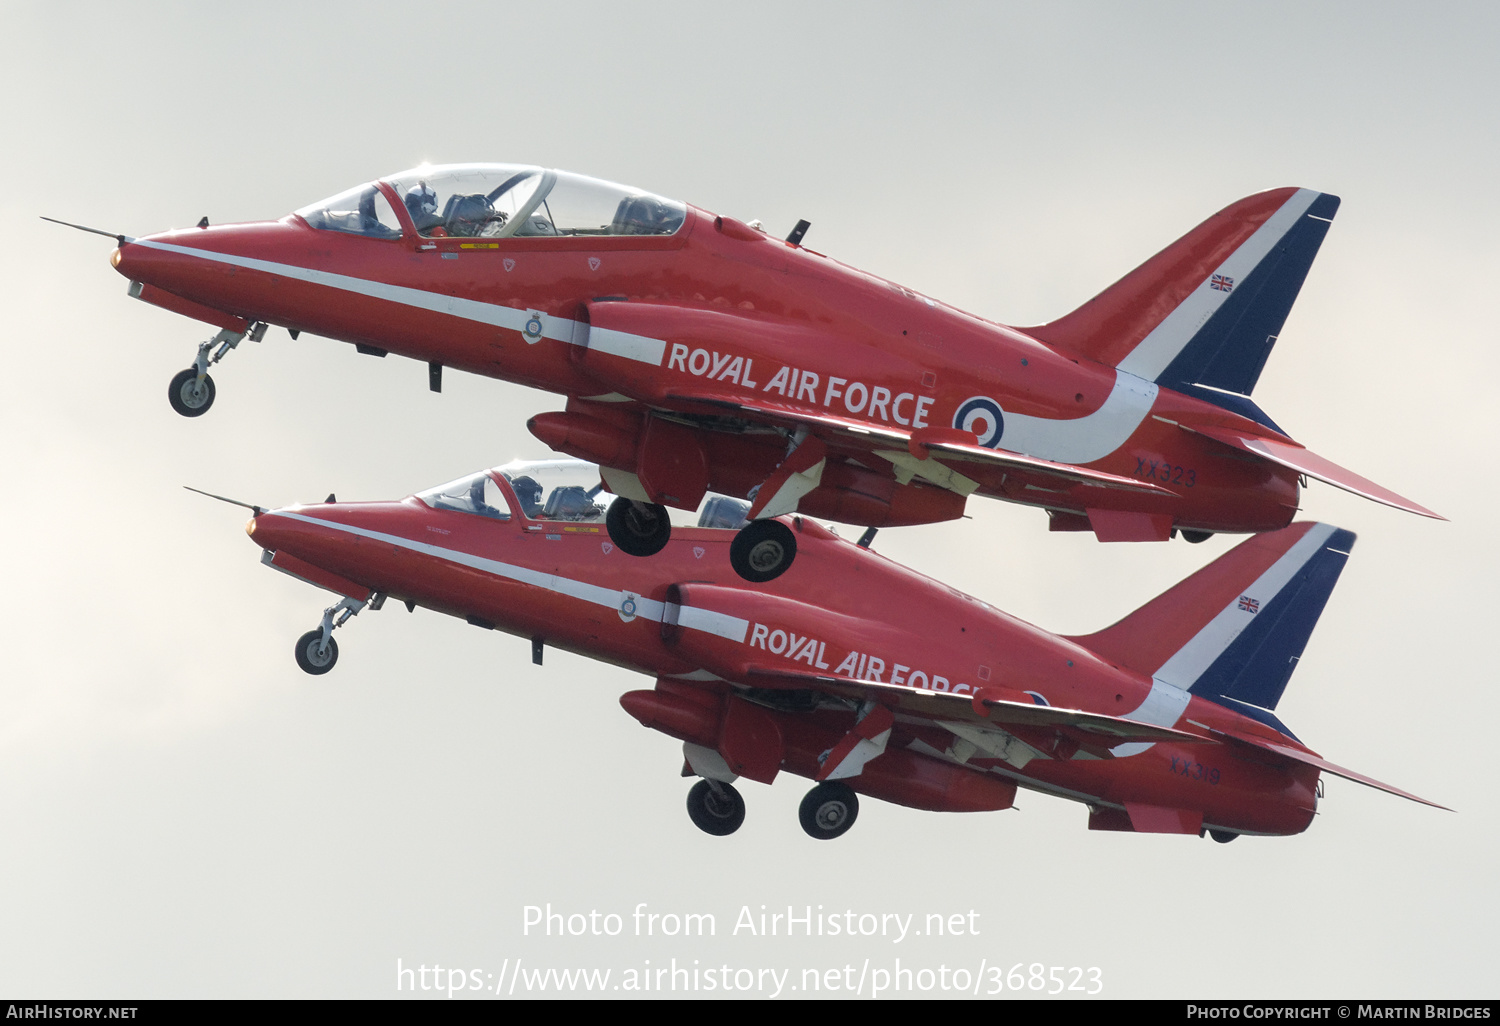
1211 274 1235 292
1238 595 1260 613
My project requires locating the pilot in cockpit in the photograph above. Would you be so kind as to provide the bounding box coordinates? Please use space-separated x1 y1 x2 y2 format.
404 181 444 235
510 475 545 518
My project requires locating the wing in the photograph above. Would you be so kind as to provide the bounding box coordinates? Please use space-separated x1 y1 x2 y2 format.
744 665 1209 759
667 389 1174 498
577 298 1175 501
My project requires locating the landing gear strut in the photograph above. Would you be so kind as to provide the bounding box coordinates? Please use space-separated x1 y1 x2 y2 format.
730 519 797 583
605 497 671 557
293 594 369 675
686 779 745 836
798 781 859 840
167 322 266 417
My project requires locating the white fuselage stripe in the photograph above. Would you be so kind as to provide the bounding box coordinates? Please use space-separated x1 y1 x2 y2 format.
1116 189 1322 383
270 510 750 642
140 238 1163 456
130 238 669 364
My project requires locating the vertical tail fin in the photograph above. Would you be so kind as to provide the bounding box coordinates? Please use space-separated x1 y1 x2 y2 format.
1025 188 1339 429
1067 522 1355 734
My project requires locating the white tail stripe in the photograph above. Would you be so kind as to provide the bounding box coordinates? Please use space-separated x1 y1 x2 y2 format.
270 510 750 642
998 369 1158 464
1151 523 1336 691
1116 189 1321 382
1109 680 1195 758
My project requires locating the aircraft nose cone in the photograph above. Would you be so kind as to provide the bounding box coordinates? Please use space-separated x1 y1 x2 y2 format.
109 232 188 290
245 509 310 557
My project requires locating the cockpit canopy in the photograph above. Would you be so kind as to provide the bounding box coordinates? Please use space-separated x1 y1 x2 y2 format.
416 460 610 523
415 459 748 529
296 164 686 240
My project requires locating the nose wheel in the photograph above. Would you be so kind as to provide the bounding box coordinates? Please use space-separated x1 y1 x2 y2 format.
686 779 745 836
729 519 797 583
799 782 859 840
168 368 216 416
291 594 370 675
167 322 266 418
294 629 339 674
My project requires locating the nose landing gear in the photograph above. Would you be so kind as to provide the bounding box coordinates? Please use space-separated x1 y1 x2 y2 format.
293 594 373 675
167 322 267 417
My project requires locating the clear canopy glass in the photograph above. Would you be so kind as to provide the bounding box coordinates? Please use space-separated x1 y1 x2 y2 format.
382 164 686 239
415 459 751 529
416 471 513 520
294 184 402 239
496 459 611 522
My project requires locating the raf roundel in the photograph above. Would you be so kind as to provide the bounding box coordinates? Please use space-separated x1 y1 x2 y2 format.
953 396 1005 448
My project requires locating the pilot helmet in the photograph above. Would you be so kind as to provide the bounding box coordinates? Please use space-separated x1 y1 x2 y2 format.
511 475 542 510
406 180 438 215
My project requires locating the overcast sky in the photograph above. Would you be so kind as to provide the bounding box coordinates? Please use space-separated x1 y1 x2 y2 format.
2 0 1496 999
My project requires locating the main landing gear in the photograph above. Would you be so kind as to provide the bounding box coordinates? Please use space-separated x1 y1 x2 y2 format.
798 782 859 840
293 594 373 675
167 321 267 417
604 496 799 584
686 780 746 836
728 519 797 583
683 778 860 840
605 497 671 556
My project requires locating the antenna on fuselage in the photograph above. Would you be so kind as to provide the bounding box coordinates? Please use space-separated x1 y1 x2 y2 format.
40 216 133 247
183 485 265 516
786 220 810 246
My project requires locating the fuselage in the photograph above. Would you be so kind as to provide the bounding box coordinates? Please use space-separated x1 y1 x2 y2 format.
245 481 1319 836
114 164 1302 536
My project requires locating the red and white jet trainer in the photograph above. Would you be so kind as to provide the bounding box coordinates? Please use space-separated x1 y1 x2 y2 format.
79 165 1438 581
222 459 1443 841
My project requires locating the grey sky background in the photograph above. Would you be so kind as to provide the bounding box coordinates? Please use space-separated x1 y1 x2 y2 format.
1 1 1495 998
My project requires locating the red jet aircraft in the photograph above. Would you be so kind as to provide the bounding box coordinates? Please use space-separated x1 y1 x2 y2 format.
217 458 1442 841
68 164 1439 582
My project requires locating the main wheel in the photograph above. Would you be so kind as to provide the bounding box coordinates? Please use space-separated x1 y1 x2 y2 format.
605 497 671 557
168 368 216 417
686 779 745 836
1181 530 1214 544
729 519 797 583
294 629 339 675
798 781 859 840
1208 829 1238 844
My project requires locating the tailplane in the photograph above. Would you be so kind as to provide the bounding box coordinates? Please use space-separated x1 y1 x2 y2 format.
1070 522 1448 810
1068 522 1355 736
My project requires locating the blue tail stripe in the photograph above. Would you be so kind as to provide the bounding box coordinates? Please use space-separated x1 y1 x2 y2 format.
1159 192 1341 399
1189 526 1356 713
1211 695 1301 741
1173 383 1286 434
